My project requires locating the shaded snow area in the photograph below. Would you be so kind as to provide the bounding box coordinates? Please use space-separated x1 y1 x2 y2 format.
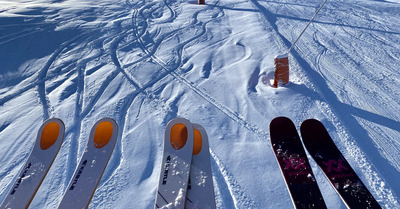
1 0 400 208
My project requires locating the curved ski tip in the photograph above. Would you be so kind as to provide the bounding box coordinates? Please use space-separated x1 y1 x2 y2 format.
270 116 293 127
40 118 64 150
302 118 320 123
191 123 207 156
165 118 194 152
192 128 202 155
300 118 332 145
271 116 291 122
93 118 117 149
170 123 189 150
301 118 324 130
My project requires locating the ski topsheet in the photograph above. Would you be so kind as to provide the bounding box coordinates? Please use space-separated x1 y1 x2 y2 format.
58 118 118 209
269 117 327 209
0 118 65 209
300 119 381 209
155 118 194 209
186 124 216 209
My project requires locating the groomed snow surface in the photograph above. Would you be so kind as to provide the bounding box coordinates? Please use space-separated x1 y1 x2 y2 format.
1 0 399 208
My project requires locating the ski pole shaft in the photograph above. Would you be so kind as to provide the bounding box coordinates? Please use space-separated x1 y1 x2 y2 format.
287 0 329 54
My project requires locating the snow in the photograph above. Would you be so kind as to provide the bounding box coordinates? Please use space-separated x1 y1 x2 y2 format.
275 53 289 59
0 0 399 208
160 188 186 209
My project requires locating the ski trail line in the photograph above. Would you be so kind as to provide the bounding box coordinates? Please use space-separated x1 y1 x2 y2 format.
210 149 258 208
37 34 84 119
131 4 269 141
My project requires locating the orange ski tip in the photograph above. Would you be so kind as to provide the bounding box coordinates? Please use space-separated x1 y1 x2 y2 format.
94 121 114 149
40 122 60 150
192 128 202 155
170 123 188 150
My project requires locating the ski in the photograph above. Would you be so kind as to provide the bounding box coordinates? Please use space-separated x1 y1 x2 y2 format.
155 118 194 209
0 118 65 209
270 117 327 209
58 118 118 209
186 123 216 209
300 119 381 209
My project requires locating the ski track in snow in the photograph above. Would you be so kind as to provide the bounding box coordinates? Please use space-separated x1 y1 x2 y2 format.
210 149 258 208
130 0 268 140
0 0 399 208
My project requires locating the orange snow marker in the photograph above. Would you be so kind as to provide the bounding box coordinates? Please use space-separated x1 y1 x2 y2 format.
273 54 289 88
271 0 328 88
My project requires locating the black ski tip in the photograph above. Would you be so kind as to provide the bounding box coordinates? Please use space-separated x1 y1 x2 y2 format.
301 118 323 129
269 117 297 144
300 119 330 142
270 117 293 128
300 118 342 165
269 117 296 132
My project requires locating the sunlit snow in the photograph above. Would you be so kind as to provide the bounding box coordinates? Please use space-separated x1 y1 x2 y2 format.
1 0 399 208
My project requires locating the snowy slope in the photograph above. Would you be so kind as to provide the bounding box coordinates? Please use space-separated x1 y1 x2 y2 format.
0 0 399 208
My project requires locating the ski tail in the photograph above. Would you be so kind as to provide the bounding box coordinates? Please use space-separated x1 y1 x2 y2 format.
0 118 65 209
